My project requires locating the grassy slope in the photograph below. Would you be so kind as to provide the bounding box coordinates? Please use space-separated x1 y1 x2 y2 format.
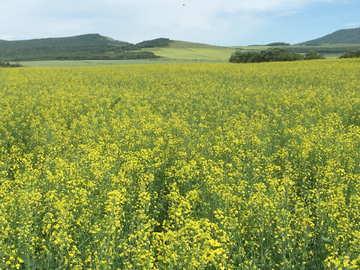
142 41 269 61
16 59 217 67
143 40 234 60
144 47 235 60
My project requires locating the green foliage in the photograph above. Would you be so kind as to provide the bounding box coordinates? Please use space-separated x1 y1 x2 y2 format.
267 42 290 46
0 60 22 67
304 50 325 60
135 38 173 48
275 45 360 54
339 49 360 58
0 44 159 61
229 48 303 63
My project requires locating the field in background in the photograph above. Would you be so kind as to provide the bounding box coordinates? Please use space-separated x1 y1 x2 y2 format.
14 42 360 67
16 59 222 67
1 59 360 269
143 41 268 61
144 47 236 60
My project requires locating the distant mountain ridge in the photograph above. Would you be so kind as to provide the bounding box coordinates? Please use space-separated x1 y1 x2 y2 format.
299 27 360 45
0 33 129 49
1 27 360 50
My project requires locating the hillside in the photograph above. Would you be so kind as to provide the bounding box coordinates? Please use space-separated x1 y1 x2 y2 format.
169 40 225 49
299 27 360 45
0 35 232 62
0 33 129 49
135 38 173 48
0 34 159 61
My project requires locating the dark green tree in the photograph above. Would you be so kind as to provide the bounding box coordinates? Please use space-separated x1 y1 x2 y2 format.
266 42 290 46
0 60 22 67
229 48 303 63
340 49 360 58
304 50 325 60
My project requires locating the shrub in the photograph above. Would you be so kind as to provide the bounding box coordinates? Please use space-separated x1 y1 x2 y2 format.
266 42 290 46
229 48 303 63
304 50 325 60
339 49 360 58
0 60 22 67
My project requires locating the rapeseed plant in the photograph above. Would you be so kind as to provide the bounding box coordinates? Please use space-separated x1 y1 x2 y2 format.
1 59 360 269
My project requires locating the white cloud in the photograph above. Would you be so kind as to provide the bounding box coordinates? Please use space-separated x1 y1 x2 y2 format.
344 22 360 28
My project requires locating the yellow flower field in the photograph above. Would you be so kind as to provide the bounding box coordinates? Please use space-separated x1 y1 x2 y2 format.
1 59 360 269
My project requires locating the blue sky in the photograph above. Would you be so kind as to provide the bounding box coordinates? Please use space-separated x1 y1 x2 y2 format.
0 0 359 46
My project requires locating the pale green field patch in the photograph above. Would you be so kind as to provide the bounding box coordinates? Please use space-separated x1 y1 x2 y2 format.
144 47 237 60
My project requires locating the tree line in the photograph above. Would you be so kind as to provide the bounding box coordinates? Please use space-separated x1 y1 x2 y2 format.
0 44 160 62
0 61 22 67
339 49 360 58
229 48 325 63
0 37 173 62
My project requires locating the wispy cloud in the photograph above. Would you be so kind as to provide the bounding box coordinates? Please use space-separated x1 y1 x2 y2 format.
0 0 358 45
344 22 360 28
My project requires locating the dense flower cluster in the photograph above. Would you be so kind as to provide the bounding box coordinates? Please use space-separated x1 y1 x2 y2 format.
1 59 360 269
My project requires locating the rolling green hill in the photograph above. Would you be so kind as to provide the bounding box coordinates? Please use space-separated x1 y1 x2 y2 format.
298 27 360 45
169 40 226 48
135 38 173 48
0 34 159 61
0 33 129 49
142 40 237 61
